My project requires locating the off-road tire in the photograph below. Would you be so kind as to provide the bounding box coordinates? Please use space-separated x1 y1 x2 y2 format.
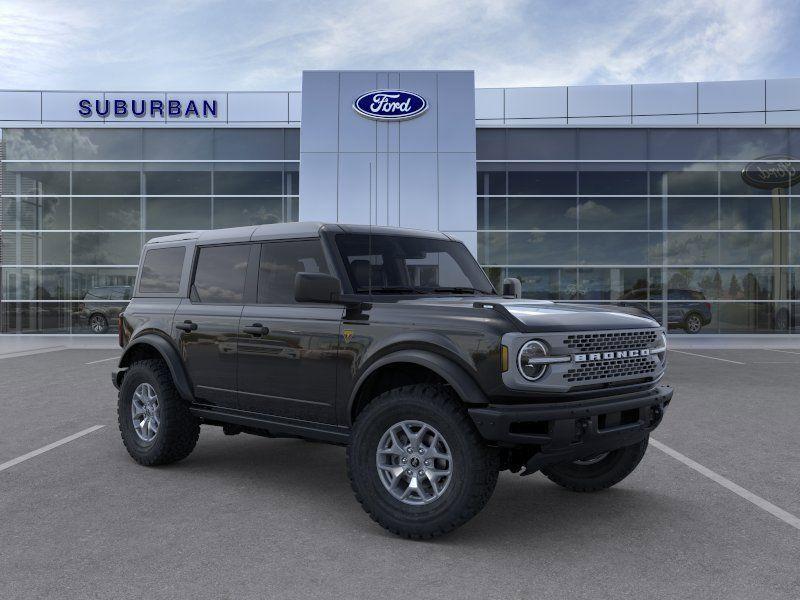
347 384 499 539
118 358 200 466
540 436 649 492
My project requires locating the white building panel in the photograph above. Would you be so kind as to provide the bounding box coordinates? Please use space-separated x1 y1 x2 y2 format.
632 82 696 115
43 91 103 122
228 92 288 122
438 71 475 152
568 84 631 117
337 153 374 224
766 111 800 125
300 71 340 153
633 114 697 125
766 78 800 111
569 116 631 125
438 153 477 231
338 71 378 153
398 153 438 230
698 80 764 114
505 118 568 125
298 153 338 222
505 86 567 119
698 111 765 125
288 92 302 122
475 88 504 120
398 72 437 152
0 91 41 121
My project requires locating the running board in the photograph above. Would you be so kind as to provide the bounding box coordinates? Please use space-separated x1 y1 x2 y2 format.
189 405 350 445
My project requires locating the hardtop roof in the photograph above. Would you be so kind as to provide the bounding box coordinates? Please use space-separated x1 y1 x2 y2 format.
144 222 452 246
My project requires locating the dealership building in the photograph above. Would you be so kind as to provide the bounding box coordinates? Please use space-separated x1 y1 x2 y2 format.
1 70 800 335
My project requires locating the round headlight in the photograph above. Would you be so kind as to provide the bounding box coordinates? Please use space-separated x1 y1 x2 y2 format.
517 340 549 381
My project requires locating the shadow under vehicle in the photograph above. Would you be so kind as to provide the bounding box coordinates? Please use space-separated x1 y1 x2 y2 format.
74 286 132 334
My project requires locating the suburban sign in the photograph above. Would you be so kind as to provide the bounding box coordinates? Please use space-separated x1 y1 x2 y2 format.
741 155 800 190
352 90 427 121
78 98 219 119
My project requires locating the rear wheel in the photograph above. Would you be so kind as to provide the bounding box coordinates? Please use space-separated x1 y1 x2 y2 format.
118 359 200 466
683 313 703 334
347 384 499 539
540 437 649 492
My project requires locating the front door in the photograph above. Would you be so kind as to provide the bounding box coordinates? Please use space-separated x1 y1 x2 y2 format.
237 239 342 424
174 242 254 408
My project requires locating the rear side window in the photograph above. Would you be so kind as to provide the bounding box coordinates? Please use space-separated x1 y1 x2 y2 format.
192 244 251 304
258 240 328 304
139 247 186 294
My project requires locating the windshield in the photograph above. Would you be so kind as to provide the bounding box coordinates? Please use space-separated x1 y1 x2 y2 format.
334 233 496 295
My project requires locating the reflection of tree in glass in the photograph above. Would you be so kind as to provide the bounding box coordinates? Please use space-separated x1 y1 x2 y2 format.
728 274 742 299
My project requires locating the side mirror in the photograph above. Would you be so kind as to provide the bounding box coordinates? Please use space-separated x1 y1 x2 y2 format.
502 277 522 299
295 272 342 303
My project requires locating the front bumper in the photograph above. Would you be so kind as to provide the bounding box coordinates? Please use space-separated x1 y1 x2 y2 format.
468 385 672 473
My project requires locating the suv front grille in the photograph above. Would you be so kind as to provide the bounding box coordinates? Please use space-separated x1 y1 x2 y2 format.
563 330 659 353
563 355 657 383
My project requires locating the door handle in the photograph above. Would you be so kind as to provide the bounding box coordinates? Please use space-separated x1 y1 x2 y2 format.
243 323 269 336
176 320 198 332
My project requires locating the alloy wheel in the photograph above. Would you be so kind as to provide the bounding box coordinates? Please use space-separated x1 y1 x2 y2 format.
131 382 160 442
376 420 453 506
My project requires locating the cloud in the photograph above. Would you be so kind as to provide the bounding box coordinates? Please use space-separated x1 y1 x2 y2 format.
0 0 795 91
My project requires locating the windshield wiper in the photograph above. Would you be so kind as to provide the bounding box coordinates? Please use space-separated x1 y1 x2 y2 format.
429 287 486 295
355 286 422 294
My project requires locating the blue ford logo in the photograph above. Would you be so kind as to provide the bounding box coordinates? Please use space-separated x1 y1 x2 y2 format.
353 90 428 121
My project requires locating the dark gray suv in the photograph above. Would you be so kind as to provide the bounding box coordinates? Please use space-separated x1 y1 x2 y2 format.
113 222 672 538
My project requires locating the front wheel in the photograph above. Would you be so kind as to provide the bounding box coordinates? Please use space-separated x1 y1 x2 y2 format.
89 313 109 334
347 384 499 539
540 437 649 492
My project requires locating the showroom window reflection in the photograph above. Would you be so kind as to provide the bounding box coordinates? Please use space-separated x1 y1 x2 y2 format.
477 127 800 334
0 127 299 333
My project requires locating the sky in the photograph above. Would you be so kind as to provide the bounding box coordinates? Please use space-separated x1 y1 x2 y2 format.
0 0 798 91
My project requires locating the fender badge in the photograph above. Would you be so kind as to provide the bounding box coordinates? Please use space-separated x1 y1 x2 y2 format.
343 329 354 343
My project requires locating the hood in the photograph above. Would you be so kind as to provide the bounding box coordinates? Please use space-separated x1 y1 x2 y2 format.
396 296 659 332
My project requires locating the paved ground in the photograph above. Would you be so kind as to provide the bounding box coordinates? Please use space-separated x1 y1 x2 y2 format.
0 345 798 599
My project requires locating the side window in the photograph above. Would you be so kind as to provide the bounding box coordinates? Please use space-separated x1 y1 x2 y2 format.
258 240 329 304
139 246 186 294
192 244 250 304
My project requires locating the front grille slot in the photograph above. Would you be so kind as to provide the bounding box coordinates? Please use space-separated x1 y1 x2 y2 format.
564 355 656 383
563 330 659 353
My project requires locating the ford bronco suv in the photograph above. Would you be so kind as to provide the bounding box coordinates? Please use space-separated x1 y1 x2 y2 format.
113 222 672 538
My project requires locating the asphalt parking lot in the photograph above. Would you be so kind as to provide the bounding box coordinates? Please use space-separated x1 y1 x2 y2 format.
1 344 798 599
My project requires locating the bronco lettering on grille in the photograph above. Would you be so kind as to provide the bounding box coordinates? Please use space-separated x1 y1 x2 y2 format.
574 348 651 362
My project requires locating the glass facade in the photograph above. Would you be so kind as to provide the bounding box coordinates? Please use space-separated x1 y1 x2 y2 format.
2 123 799 335
0 128 299 333
477 127 800 334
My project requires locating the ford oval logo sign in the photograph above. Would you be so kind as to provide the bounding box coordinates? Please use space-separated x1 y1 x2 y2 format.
741 155 800 190
353 90 428 121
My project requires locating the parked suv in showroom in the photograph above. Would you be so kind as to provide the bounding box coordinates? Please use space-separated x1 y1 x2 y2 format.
75 285 132 333
113 223 672 538
622 287 712 334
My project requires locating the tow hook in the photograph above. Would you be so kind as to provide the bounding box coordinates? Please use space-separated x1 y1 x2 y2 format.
650 405 664 426
573 417 589 442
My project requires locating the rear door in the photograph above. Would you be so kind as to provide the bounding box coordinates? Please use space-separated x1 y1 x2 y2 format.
174 242 256 408
237 239 342 424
